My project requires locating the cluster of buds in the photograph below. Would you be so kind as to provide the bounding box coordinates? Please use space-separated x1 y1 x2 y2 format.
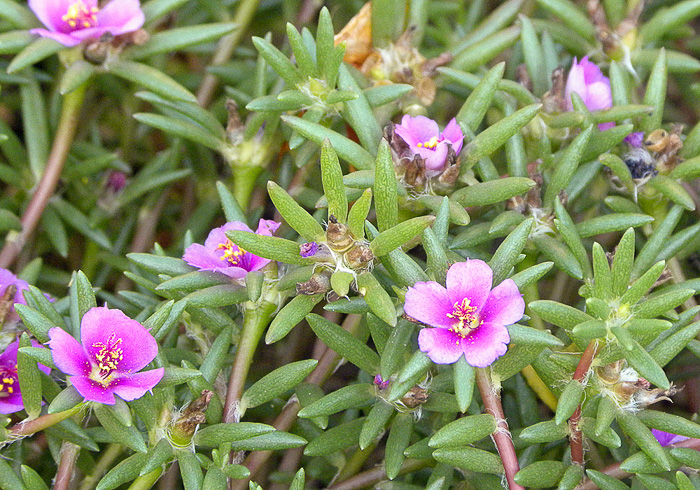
296 215 374 298
594 360 677 411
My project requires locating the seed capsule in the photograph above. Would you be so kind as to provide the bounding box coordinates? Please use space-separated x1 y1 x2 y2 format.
326 215 355 252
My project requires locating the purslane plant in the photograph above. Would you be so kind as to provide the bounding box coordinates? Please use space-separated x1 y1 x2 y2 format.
1 0 700 489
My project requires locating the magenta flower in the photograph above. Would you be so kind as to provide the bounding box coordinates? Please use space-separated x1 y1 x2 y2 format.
566 56 614 131
651 428 689 447
393 115 464 176
404 260 525 367
29 0 145 47
624 132 644 148
0 339 51 414
0 269 30 320
183 219 280 282
48 306 164 405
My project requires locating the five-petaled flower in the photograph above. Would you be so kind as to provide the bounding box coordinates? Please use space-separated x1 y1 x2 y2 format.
48 306 164 405
565 56 614 131
29 0 145 47
404 260 524 367
183 219 280 282
393 115 464 176
0 339 51 414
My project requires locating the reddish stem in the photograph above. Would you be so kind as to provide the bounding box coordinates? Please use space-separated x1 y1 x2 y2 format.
569 340 600 466
476 368 524 490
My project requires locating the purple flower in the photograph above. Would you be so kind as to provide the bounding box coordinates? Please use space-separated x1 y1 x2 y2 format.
0 269 30 320
48 306 164 405
183 219 281 282
651 428 689 447
393 115 464 176
29 0 145 47
300 242 319 258
373 375 389 390
624 132 644 148
565 56 614 131
0 339 51 414
404 260 525 367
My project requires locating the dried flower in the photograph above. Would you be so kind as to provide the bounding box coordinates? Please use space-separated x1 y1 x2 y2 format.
183 219 281 282
48 306 164 405
565 56 613 130
651 428 689 447
29 0 145 47
393 115 464 177
0 339 51 414
299 242 319 258
0 269 31 321
404 260 524 367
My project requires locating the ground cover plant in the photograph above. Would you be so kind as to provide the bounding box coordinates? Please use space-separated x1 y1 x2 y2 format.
2 0 700 488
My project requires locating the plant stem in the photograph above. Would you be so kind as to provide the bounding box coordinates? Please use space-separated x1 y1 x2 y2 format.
78 443 123 490
326 459 431 490
0 83 87 269
128 468 164 490
223 300 276 424
54 442 80 490
569 340 599 466
9 404 84 437
475 368 524 490
196 0 262 107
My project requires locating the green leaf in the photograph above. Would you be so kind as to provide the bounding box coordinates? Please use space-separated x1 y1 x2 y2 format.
519 16 547 96
359 402 395 450
369 216 435 257
338 65 382 153
452 26 521 73
555 379 584 425
15 304 63 343
430 414 497 448
385 413 413 479
634 289 695 319
297 383 375 418
226 231 315 265
510 262 554 290
96 452 146 490
347 189 372 240
183 284 248 308
107 59 196 102
577 213 654 238
50 199 112 249
515 461 568 488
228 431 307 451
637 410 700 439
177 449 202 490
508 324 564 347
304 417 365 456
357 271 396 327
7 38 64 73
129 22 237 59
433 447 504 475
545 125 592 206
641 49 667 133
651 320 700 367
374 140 398 232
620 448 680 474
640 0 700 44
133 113 225 151
267 181 324 241
532 235 584 279
584 470 629 490
580 416 621 448
529 300 593 329
464 104 542 165
241 360 318 410
611 228 636 297
452 178 536 207
320 140 348 223
93 403 147 453
518 419 568 443
617 410 672 470
457 62 505 132
632 205 684 279
281 115 375 170
364 84 413 107
20 465 48 490
192 423 275 448
306 313 380 374
647 175 695 210
535 0 596 42
251 36 303 86
17 334 42 419
554 199 592 279
380 320 414 380
59 60 95 95
616 331 670 389
489 218 533 285
266 294 323 344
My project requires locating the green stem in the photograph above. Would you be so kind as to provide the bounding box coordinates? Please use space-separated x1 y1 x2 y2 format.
0 83 87 269
128 468 164 490
8 404 84 437
519 252 544 330
196 0 262 107
232 166 264 212
223 300 276 423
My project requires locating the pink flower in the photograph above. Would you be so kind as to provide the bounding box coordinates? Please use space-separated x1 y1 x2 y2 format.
29 0 145 47
651 428 689 447
624 132 644 148
183 219 280 282
0 269 30 320
393 115 464 176
565 56 614 131
404 260 524 367
0 339 51 414
48 306 164 405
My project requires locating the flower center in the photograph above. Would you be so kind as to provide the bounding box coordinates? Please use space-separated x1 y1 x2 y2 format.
217 240 246 266
62 1 99 30
446 298 481 336
0 365 17 397
417 136 441 149
92 334 123 380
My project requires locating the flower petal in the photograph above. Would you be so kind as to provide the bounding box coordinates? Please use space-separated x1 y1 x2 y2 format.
585 81 612 112
421 143 449 174
461 322 510 368
418 328 464 364
254 219 281 236
80 307 158 373
441 118 464 154
0 393 26 414
404 281 454 328
29 28 82 46
394 115 440 148
111 368 164 401
480 279 525 326
29 0 78 32
96 0 145 35
70 375 116 404
445 260 493 313
48 327 91 376
565 57 586 111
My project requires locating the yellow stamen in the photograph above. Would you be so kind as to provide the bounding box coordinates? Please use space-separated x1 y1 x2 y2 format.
217 240 246 266
446 298 481 336
92 334 124 380
62 1 99 30
0 365 17 397
416 136 440 149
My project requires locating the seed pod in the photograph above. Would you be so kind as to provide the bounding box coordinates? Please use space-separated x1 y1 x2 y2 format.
326 215 355 252
344 242 374 269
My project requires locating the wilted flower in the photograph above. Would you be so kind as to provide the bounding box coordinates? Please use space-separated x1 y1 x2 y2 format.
29 0 145 47
393 115 464 177
624 132 644 148
404 260 524 367
299 242 319 258
565 56 614 130
0 269 30 321
651 428 689 447
0 339 51 414
183 220 281 282
48 306 164 405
